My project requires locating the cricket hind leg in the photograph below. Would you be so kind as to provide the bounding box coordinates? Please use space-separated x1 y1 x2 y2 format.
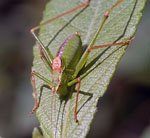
31 70 52 113
87 37 135 52
67 38 134 122
68 36 134 119
30 0 90 65
73 0 127 79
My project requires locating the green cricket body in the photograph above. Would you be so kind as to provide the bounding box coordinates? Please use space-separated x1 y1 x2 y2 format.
52 33 82 97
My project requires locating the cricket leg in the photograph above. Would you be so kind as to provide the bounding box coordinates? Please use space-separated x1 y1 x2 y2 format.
73 36 134 79
74 77 81 122
38 45 52 71
87 37 135 51
30 41 53 113
68 77 86 122
31 0 90 33
31 70 52 113
73 0 125 79
30 0 90 65
68 36 133 122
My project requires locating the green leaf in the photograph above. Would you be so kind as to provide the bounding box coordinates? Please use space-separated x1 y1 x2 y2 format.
32 127 44 138
32 0 146 138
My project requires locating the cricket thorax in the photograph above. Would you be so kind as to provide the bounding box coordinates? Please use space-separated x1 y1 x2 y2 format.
52 56 62 71
52 56 63 93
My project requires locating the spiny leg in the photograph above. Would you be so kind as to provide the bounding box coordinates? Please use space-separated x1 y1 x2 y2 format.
31 70 52 113
73 0 125 79
30 0 90 65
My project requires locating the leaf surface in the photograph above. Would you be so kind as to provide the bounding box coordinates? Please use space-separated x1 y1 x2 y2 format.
32 0 146 138
32 127 44 138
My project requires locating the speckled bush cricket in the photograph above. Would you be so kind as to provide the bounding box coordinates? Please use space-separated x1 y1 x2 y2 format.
30 0 134 123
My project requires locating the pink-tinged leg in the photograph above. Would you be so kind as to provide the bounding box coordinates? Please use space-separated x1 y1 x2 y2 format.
38 45 51 71
30 70 52 113
104 0 123 18
31 71 39 113
87 37 135 53
30 1 91 65
30 0 90 33
74 77 81 122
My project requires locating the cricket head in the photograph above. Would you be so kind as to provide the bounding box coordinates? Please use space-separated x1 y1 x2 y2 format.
51 56 63 94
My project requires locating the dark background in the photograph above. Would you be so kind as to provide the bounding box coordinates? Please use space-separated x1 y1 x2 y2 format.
0 0 149 138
